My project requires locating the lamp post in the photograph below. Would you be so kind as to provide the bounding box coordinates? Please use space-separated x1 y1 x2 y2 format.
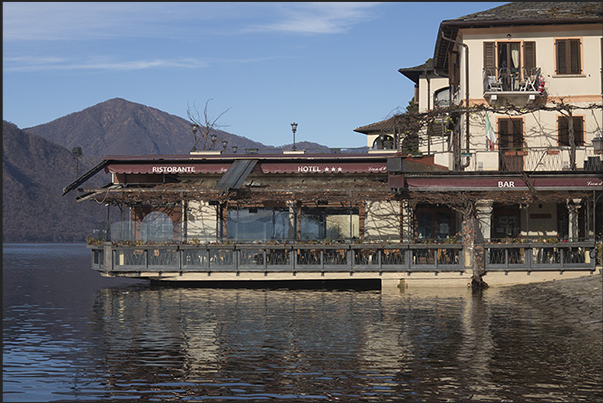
190 124 201 152
291 122 298 151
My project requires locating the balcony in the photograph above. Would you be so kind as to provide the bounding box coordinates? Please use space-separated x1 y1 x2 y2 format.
432 146 602 172
483 67 543 105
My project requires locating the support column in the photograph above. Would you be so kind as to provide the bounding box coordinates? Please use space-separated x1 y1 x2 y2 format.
476 200 493 243
567 198 582 241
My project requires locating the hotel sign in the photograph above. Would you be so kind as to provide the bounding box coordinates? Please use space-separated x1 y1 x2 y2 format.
261 162 388 174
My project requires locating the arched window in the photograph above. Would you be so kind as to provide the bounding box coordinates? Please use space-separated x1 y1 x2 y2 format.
434 87 450 108
372 134 395 150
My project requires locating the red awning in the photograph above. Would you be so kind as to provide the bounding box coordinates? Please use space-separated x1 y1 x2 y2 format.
106 163 230 175
406 176 603 191
260 162 387 174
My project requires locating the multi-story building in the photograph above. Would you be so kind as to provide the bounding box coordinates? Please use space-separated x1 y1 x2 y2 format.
66 2 602 288
357 1 602 243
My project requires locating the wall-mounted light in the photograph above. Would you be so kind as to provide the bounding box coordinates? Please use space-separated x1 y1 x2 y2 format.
593 129 602 154
507 33 512 39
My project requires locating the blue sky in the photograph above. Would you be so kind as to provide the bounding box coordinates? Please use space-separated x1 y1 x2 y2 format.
3 2 507 149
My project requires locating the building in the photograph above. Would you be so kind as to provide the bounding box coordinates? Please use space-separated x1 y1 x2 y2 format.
65 2 602 288
356 1 603 244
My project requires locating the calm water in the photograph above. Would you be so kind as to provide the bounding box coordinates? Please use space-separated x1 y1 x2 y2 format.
3 243 602 402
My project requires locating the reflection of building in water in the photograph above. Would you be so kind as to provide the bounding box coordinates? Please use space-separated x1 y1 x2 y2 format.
88 285 601 399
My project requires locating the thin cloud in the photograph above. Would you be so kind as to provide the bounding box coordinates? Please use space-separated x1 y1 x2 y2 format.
3 56 209 72
3 54 286 73
244 2 381 34
3 2 382 41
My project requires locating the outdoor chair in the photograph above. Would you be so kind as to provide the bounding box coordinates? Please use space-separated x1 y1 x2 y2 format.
484 68 503 92
519 67 539 91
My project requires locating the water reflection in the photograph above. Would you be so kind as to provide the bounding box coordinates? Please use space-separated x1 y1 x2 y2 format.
3 244 601 401
82 286 601 401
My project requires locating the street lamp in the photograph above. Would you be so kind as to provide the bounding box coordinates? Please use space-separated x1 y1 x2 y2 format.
191 124 199 152
593 129 603 155
222 140 228 150
291 122 298 151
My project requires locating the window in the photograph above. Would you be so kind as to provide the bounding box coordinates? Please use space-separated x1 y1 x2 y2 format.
498 118 524 171
555 38 582 74
498 118 524 150
557 116 584 146
483 41 536 90
434 87 450 108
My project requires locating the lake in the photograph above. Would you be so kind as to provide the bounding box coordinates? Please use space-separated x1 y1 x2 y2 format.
3 243 602 401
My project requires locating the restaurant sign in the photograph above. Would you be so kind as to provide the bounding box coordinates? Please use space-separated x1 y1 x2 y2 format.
106 163 230 174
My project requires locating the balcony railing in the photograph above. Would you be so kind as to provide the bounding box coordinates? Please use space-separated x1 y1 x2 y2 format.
432 146 601 172
483 67 543 97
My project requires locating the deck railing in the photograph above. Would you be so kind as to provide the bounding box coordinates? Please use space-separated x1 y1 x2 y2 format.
89 241 597 275
91 243 465 274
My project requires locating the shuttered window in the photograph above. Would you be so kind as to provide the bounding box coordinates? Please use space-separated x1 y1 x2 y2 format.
449 51 460 86
498 118 524 150
484 41 536 71
557 116 584 146
523 41 536 71
484 42 496 69
556 39 582 74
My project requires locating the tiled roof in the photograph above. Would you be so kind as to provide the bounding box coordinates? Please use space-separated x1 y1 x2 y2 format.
398 59 434 84
354 116 399 135
445 2 602 24
433 2 602 72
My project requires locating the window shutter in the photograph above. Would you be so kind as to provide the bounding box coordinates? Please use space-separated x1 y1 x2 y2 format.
558 116 569 146
484 42 495 69
558 116 585 146
498 119 511 150
569 39 581 74
523 41 536 71
556 39 582 75
573 116 584 145
449 51 460 86
511 119 524 149
556 40 567 74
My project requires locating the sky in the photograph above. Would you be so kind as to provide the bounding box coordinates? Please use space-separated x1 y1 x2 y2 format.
3 2 507 149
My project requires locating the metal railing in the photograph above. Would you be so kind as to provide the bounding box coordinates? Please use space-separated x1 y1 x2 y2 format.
90 243 465 274
89 241 598 275
484 242 596 271
483 67 542 94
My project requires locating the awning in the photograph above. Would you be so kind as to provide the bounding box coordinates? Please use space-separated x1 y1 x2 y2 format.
405 175 603 191
260 162 387 174
105 163 230 175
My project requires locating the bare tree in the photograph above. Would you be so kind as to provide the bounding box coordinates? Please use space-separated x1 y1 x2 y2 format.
186 99 232 152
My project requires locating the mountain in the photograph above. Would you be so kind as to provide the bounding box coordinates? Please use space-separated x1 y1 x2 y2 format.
23 97 271 159
3 98 332 242
3 120 113 242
